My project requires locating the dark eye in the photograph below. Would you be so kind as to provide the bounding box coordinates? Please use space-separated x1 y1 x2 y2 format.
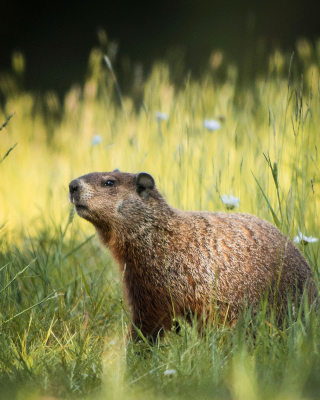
103 180 115 187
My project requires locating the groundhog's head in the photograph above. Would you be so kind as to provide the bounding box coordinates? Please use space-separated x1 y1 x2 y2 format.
69 170 161 230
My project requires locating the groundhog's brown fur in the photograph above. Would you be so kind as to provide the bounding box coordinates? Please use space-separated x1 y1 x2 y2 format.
69 170 318 340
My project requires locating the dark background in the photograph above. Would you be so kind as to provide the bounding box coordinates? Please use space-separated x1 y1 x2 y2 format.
1 0 320 96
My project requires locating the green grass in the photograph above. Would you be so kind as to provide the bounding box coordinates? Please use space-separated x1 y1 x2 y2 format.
0 40 320 399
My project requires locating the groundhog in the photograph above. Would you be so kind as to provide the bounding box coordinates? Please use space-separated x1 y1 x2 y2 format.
69 170 318 340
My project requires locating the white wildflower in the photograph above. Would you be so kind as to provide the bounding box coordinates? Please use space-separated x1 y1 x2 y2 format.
164 369 177 377
203 119 221 131
293 231 318 245
156 112 169 121
221 194 240 210
91 134 102 146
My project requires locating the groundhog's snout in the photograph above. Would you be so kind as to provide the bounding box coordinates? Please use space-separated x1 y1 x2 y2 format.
69 179 82 204
69 179 79 195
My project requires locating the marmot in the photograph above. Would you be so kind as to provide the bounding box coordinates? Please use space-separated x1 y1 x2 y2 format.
69 170 318 340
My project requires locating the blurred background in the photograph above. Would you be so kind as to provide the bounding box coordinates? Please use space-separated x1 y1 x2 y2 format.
1 0 320 232
2 0 320 97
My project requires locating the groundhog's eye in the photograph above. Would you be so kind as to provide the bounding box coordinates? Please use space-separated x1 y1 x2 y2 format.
103 180 115 187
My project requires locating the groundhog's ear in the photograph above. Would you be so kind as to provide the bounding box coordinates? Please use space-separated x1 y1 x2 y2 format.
136 172 155 195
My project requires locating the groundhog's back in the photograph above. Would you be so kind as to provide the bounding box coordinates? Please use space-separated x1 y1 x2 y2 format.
168 210 316 314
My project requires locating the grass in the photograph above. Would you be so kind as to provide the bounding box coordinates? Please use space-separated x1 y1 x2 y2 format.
0 39 320 399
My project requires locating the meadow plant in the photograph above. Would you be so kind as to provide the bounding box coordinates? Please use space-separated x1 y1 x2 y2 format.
203 119 221 131
0 113 16 164
220 194 240 210
0 41 319 399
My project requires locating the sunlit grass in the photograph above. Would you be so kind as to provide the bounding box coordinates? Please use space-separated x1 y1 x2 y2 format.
0 40 320 399
1 53 319 236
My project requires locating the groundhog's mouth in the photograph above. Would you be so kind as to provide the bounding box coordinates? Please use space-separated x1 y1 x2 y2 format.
74 204 89 212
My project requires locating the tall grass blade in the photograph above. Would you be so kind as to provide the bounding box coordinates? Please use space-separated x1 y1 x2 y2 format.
252 172 281 228
0 143 17 164
0 113 15 131
63 234 95 260
0 258 36 296
0 288 61 326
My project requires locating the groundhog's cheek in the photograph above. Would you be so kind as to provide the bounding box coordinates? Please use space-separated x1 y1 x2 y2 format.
87 199 117 219
116 199 139 217
117 200 125 213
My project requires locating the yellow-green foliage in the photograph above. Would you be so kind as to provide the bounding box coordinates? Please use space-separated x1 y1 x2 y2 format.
1 46 320 243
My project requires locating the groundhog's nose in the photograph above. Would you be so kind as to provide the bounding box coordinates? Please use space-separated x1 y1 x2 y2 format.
69 179 79 194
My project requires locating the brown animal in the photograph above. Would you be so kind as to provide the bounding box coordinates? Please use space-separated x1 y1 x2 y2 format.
69 170 318 340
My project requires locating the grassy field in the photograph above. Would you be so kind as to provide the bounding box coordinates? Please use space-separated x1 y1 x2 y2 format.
0 41 320 399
